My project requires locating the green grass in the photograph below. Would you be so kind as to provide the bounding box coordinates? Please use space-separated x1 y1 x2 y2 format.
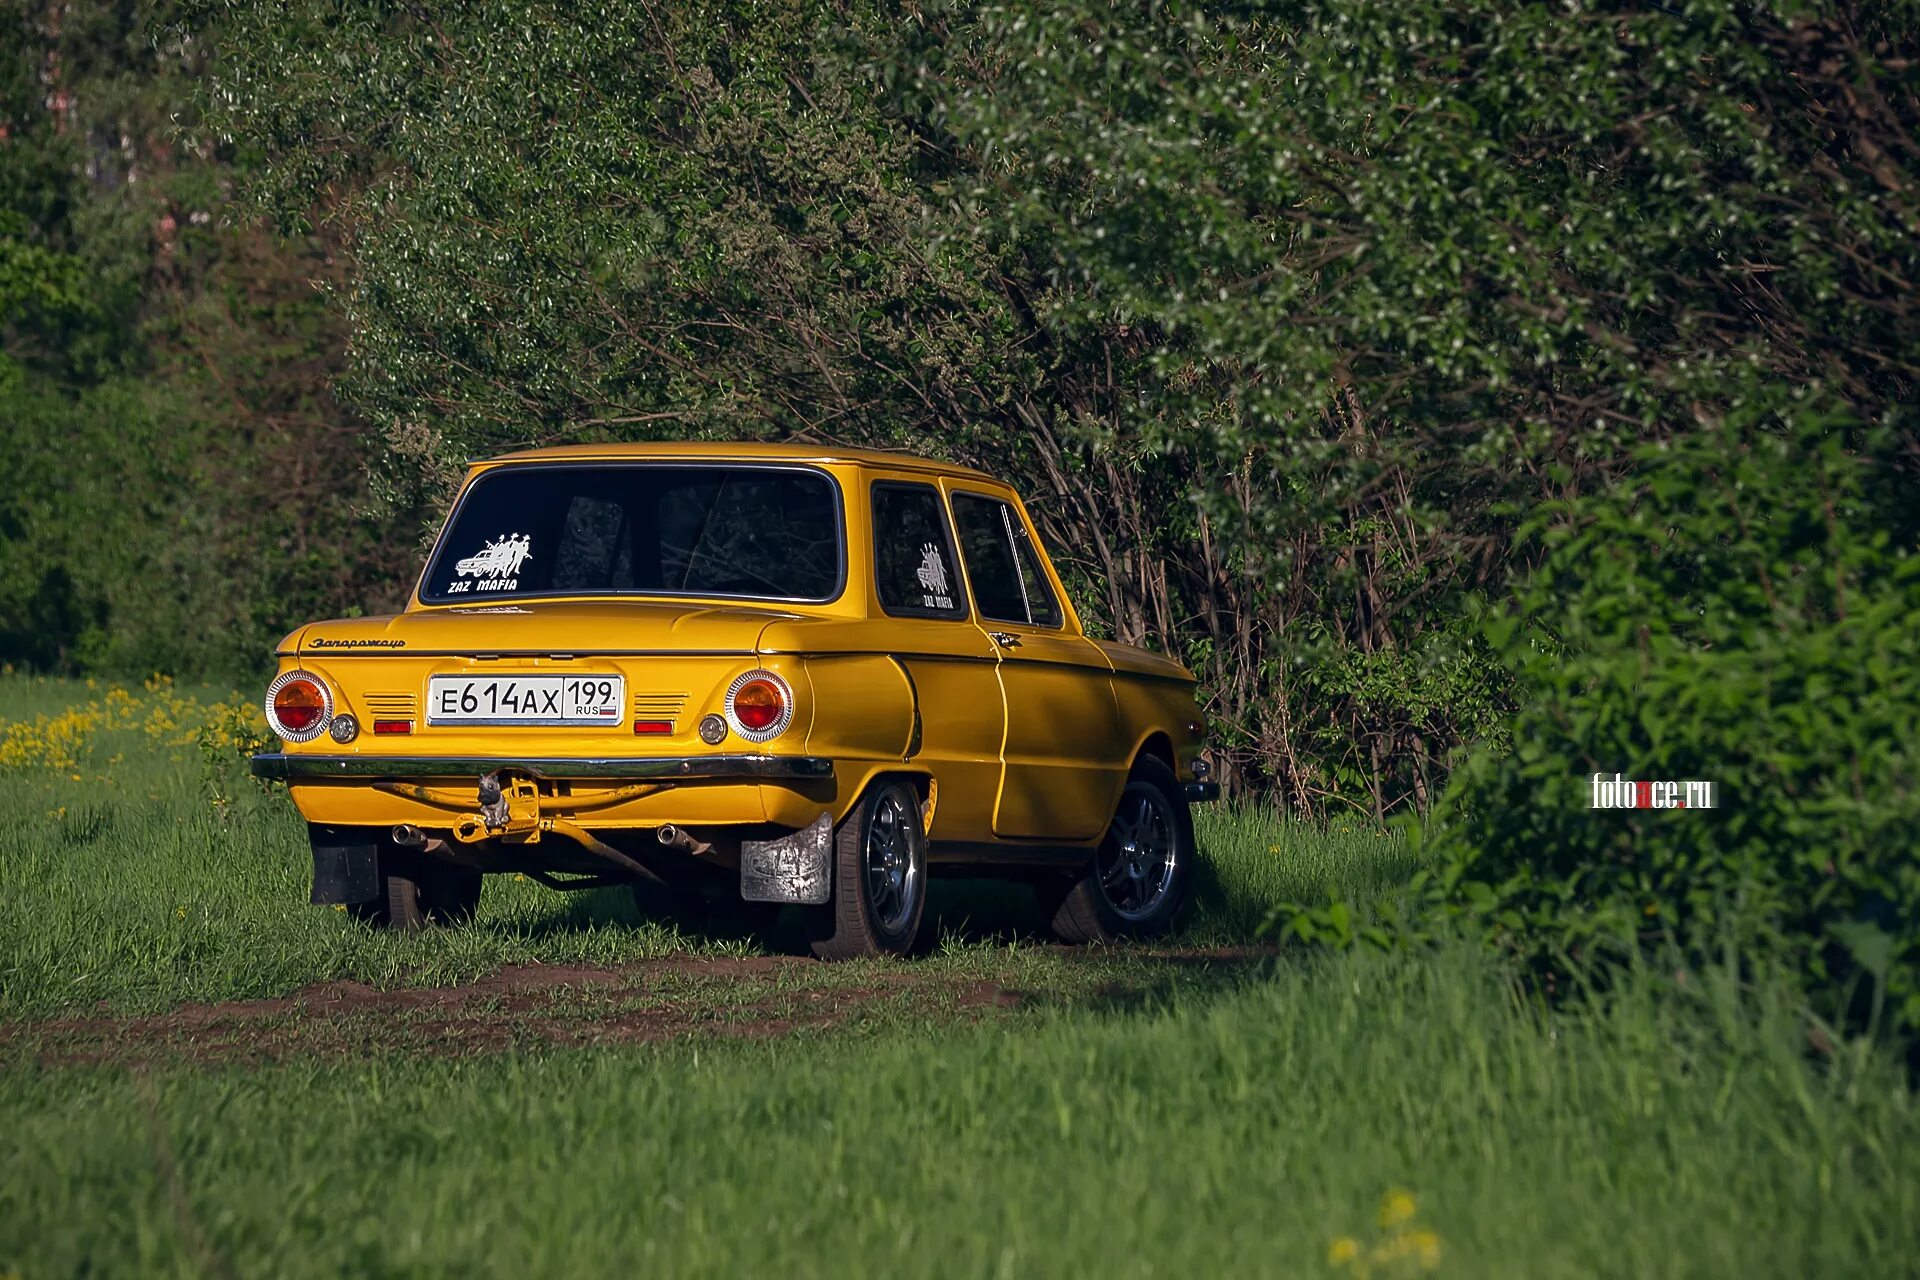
1 677 1916 1278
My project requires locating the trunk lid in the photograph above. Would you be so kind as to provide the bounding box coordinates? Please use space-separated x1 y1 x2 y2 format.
291 599 798 657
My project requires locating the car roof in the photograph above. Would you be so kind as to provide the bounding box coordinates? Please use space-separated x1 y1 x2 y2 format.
479 441 1001 484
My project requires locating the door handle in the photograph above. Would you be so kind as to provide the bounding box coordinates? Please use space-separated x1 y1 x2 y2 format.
989 631 1021 649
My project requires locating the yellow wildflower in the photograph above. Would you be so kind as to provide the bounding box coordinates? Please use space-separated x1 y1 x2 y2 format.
1327 1237 1361 1267
1405 1229 1442 1270
1378 1189 1417 1229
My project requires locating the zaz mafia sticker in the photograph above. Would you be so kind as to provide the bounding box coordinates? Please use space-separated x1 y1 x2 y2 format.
915 542 955 611
446 533 532 594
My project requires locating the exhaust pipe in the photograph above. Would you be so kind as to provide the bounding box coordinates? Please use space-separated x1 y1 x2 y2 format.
655 824 714 857
391 822 466 867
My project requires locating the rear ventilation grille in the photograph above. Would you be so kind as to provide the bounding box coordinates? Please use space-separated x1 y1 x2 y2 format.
633 692 689 721
363 692 419 717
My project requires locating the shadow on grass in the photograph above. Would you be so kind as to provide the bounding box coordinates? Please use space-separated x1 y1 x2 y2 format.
486 885 649 937
486 866 1282 957
476 876 1281 1017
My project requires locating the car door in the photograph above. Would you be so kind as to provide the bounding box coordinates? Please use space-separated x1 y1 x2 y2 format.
867 477 1006 846
946 486 1126 842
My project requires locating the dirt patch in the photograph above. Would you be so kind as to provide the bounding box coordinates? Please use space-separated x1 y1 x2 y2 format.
0 944 1277 1070
1 955 1020 1069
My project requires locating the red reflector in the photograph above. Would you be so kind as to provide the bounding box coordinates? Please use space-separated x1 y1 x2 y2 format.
373 720 413 735
633 720 673 735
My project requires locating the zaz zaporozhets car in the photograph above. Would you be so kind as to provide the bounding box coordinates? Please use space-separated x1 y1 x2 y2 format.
251 443 1218 958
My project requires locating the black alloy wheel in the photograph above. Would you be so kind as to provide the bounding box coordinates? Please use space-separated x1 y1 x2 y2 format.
807 778 928 960
1045 755 1193 944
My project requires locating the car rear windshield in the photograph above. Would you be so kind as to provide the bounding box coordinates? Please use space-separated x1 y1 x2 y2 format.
421 463 844 604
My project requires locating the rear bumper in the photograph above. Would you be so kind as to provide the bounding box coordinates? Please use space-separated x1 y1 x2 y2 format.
250 753 835 782
1184 781 1222 803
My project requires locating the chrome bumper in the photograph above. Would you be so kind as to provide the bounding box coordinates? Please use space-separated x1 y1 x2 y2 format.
250 753 835 782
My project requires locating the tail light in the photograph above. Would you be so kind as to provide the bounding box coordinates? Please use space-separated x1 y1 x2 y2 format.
265 671 334 743
724 670 793 743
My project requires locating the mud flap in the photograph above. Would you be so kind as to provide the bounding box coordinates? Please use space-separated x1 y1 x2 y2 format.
308 825 382 905
740 811 833 905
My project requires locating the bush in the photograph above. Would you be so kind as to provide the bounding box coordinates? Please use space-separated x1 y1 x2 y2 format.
1421 408 1920 1034
192 0 1920 819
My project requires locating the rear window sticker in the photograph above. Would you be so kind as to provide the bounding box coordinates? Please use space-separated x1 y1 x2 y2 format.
446 533 532 594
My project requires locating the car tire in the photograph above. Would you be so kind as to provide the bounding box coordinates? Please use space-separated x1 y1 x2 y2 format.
351 846 482 931
1046 755 1192 944
807 778 928 960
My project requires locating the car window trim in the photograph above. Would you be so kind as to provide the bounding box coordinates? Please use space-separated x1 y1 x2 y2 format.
414 460 849 607
998 503 1035 625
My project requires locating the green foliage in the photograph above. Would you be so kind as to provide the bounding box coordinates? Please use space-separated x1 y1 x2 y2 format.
192 0 1920 823
10 0 1920 1059
1 378 224 671
193 0 1028 505
0 0 420 675
912 0 1920 813
1424 411 1920 1032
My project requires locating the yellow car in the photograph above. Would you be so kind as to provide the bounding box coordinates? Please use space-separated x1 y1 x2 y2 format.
252 443 1217 957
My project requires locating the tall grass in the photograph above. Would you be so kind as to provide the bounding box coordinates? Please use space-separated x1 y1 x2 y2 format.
1188 805 1420 939
3 944 1913 1278
2 675 1915 1278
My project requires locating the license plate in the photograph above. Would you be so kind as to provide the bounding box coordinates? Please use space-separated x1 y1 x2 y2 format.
426 675 624 726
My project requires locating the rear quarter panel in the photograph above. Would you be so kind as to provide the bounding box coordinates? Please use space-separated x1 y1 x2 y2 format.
1097 640 1208 780
756 615 993 840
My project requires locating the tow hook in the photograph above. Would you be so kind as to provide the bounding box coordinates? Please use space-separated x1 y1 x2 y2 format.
456 771 543 843
379 770 671 886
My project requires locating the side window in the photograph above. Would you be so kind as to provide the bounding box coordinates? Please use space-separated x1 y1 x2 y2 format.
951 492 1062 627
872 482 966 618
